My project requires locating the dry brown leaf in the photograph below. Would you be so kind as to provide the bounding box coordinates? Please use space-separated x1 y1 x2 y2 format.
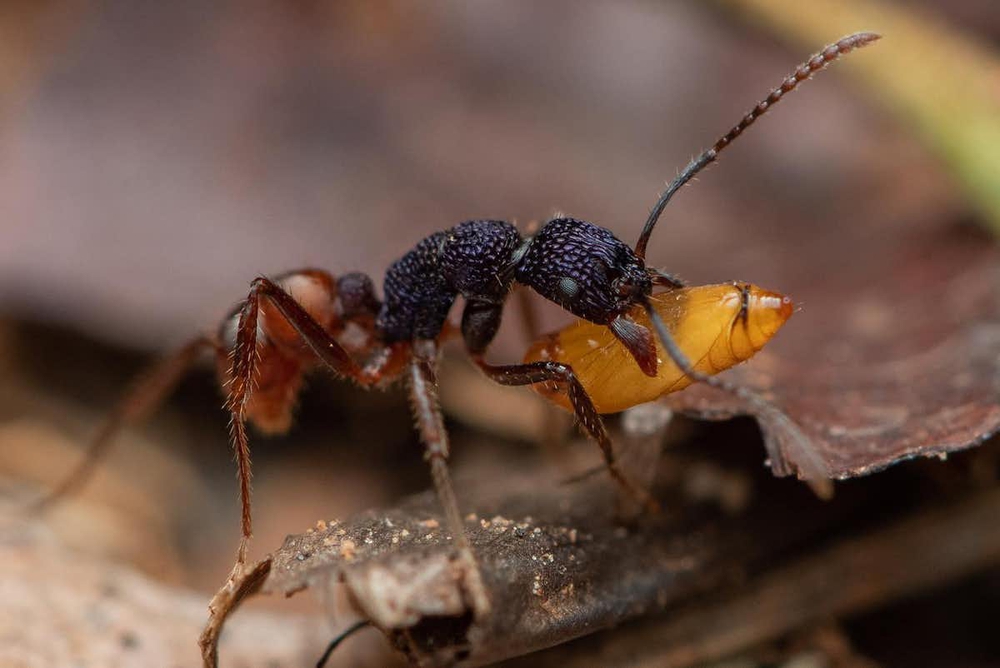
200 444 1000 667
238 468 869 666
0 508 326 668
668 225 1000 479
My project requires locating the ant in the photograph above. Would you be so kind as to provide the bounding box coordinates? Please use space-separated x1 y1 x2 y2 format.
33 33 879 623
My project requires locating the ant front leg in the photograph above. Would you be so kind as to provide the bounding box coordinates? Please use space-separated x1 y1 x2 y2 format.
408 338 490 618
472 357 660 514
226 277 368 570
462 298 659 512
513 287 576 469
29 335 222 512
648 267 687 289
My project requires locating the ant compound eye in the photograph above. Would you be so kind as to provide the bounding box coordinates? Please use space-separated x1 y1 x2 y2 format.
516 218 655 322
558 276 580 301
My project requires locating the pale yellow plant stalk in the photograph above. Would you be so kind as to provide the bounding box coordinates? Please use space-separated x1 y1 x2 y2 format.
719 0 1000 235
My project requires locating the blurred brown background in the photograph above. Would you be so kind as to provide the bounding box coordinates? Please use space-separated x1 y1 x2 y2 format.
1 2 998 667
2 0 963 354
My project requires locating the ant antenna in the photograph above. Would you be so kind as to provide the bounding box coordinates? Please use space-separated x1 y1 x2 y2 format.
634 32 880 259
316 619 371 668
640 296 832 496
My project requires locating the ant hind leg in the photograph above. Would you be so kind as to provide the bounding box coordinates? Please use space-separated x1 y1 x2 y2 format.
225 276 370 569
28 335 221 513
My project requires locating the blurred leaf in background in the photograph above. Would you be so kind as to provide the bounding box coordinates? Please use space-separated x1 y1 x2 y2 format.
719 0 1000 236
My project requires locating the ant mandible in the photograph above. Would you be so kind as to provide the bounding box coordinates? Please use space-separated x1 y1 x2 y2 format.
34 33 879 620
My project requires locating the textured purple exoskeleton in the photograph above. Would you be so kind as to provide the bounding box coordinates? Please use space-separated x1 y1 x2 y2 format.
373 217 656 358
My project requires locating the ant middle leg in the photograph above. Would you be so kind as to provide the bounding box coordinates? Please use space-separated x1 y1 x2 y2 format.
408 338 491 618
29 334 222 512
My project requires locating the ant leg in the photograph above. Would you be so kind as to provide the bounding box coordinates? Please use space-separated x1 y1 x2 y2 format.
241 277 368 382
512 287 576 467
471 356 660 514
316 620 371 668
226 277 369 569
408 339 490 618
641 299 831 494
648 268 687 289
29 335 220 512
